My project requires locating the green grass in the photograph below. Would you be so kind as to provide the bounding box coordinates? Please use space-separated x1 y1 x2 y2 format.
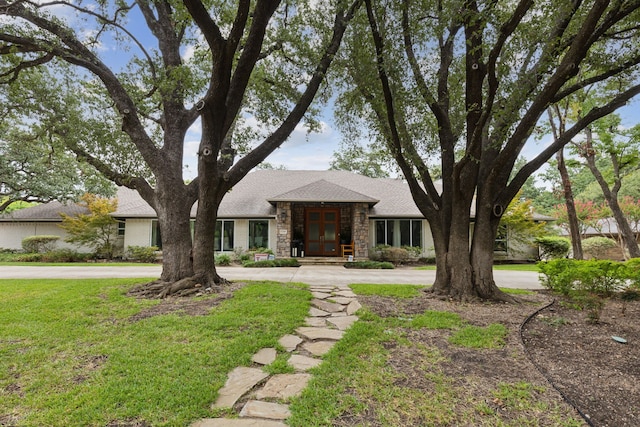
415 263 539 272
0 261 158 267
449 324 508 349
349 283 427 298
0 279 310 426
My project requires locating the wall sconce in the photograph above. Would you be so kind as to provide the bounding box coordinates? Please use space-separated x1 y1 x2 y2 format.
360 211 366 222
280 211 287 221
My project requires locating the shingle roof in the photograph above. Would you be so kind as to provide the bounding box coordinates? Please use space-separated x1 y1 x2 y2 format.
268 179 379 204
1 170 429 221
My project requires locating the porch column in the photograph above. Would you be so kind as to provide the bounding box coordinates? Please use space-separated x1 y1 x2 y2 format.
276 202 292 258
353 203 370 258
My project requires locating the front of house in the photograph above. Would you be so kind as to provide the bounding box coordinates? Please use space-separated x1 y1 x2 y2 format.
0 170 539 261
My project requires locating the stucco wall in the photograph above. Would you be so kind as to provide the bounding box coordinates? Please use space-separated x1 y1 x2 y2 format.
0 222 77 250
123 219 154 248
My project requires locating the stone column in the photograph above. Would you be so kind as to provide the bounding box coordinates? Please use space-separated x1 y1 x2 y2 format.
352 203 369 259
276 202 292 258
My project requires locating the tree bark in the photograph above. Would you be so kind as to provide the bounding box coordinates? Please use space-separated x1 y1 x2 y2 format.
557 148 583 259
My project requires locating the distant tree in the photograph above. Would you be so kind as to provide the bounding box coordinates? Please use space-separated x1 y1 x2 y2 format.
499 193 548 252
330 140 391 178
59 194 119 259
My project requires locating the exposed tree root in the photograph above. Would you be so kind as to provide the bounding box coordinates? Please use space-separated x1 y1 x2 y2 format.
129 276 231 299
423 286 521 304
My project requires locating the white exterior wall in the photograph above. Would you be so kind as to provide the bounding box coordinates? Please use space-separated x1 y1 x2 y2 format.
123 219 154 248
0 222 77 250
233 219 248 252
421 219 435 258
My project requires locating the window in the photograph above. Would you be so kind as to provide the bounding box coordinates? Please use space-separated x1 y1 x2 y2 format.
117 220 126 236
375 219 422 248
249 220 269 249
494 224 508 253
215 220 234 251
151 220 162 249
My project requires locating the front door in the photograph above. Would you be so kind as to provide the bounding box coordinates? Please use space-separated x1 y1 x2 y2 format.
305 208 340 256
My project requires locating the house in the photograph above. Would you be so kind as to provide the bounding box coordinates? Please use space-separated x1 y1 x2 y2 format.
0 170 543 260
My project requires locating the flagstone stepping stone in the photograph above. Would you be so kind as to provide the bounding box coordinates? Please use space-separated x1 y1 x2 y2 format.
311 291 331 299
346 300 362 315
278 334 303 352
212 367 268 409
296 326 344 341
302 340 336 356
252 348 277 365
239 400 291 420
311 299 345 313
334 290 357 297
305 317 326 327
329 297 355 305
327 315 358 331
331 312 348 317
256 373 312 400
309 307 330 317
192 419 287 427
288 354 322 371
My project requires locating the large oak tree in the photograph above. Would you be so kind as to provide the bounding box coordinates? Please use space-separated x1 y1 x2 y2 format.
0 0 361 294
336 0 640 301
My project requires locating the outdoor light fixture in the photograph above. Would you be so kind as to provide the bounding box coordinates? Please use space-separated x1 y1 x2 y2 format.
280 211 287 221
360 211 366 222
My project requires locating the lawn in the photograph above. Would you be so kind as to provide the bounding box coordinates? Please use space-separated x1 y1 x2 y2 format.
0 278 310 426
415 263 540 272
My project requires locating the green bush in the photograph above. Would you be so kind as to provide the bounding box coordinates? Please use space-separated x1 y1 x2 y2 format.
535 236 570 260
625 258 640 289
539 258 630 297
537 258 577 295
215 253 232 266
344 261 394 269
41 249 93 263
582 236 618 259
22 235 60 253
369 245 419 264
14 253 43 262
243 258 299 268
126 246 159 263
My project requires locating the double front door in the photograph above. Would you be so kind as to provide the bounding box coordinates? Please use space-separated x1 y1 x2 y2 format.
305 208 340 256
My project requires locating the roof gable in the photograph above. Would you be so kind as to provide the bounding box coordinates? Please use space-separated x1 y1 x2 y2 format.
268 179 379 204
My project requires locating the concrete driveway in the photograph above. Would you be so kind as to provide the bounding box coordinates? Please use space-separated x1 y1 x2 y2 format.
0 265 542 289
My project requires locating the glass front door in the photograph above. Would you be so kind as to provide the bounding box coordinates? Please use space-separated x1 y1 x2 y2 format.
305 208 340 256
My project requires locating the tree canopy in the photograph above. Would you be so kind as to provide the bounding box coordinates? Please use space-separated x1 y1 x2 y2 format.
334 0 640 301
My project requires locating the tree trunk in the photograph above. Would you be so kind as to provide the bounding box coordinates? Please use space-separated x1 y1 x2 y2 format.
557 149 583 259
582 128 640 259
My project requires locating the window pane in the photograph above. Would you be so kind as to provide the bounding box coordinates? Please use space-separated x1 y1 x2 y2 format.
412 220 422 248
387 220 395 246
400 220 411 246
214 221 222 252
151 220 162 249
223 221 234 251
375 221 386 245
249 220 269 249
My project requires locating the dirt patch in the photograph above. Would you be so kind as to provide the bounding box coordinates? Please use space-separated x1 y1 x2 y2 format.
128 281 246 322
522 294 640 427
356 291 640 427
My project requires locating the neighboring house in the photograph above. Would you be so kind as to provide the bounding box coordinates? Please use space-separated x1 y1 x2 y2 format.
559 218 640 260
0 170 544 260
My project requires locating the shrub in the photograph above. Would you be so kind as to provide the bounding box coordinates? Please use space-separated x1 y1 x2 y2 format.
625 258 640 289
535 236 570 260
243 258 299 268
582 236 618 259
40 249 93 263
14 253 43 262
215 253 232 266
369 245 419 264
344 261 394 269
22 235 60 253
537 258 577 295
573 260 627 297
126 246 159 263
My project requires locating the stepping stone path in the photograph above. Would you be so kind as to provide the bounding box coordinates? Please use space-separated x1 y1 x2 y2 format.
192 284 361 427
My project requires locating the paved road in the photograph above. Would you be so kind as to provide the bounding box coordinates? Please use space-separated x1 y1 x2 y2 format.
0 265 542 289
